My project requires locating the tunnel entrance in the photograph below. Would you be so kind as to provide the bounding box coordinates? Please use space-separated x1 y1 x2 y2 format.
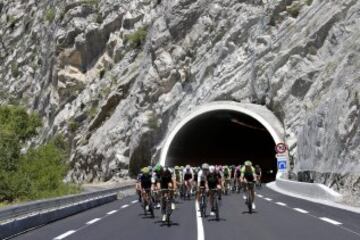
166 110 277 182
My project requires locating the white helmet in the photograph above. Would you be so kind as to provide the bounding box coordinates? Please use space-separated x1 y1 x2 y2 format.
209 165 215 173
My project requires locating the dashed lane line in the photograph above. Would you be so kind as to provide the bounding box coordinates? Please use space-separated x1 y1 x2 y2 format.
131 200 139 204
276 202 287 206
121 204 129 209
319 217 342 225
53 230 76 240
293 208 309 214
264 198 272 201
86 218 101 225
107 210 118 215
257 194 263 198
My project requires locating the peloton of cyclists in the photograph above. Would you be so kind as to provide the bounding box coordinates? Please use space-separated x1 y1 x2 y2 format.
136 161 262 220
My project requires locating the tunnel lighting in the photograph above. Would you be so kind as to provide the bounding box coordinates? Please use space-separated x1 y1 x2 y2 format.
230 118 267 131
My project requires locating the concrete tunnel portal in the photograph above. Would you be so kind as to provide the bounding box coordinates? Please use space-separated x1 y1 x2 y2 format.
159 102 285 183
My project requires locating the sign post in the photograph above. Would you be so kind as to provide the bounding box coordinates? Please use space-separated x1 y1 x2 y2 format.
275 143 288 173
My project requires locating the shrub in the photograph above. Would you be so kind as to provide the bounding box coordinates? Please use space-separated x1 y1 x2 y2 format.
286 2 302 18
11 62 20 78
124 27 148 49
305 0 313 6
68 119 79 133
45 8 56 23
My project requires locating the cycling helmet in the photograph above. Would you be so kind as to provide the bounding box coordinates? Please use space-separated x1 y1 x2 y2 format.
202 163 209 170
186 164 191 170
154 164 162 172
209 165 215 173
141 167 150 174
244 160 252 166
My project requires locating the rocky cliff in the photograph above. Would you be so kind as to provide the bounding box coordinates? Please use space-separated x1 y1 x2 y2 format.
0 0 359 204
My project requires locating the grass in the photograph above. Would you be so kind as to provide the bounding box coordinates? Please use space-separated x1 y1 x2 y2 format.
68 119 79 133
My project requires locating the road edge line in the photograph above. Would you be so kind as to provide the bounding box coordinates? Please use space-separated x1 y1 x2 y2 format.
195 201 205 240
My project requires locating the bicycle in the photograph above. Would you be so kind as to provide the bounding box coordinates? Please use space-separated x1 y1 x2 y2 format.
161 189 175 226
142 189 154 218
244 182 255 214
198 186 207 218
224 179 231 195
209 188 220 221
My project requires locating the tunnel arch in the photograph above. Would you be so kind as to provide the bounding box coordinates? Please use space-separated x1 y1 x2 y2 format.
159 101 285 180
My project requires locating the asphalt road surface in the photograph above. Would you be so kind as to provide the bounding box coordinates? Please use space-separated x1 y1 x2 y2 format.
12 187 360 240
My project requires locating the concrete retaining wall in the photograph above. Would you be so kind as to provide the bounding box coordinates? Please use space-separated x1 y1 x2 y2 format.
271 178 343 202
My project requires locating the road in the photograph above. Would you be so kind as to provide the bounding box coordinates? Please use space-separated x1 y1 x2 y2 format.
12 187 360 240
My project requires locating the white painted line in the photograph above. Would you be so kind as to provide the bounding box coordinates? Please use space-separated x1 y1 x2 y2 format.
257 194 263 198
107 210 118 215
195 201 205 240
294 208 309 214
264 198 272 201
276 202 287 206
86 218 101 225
320 217 342 225
131 200 138 204
53 230 76 240
121 204 129 209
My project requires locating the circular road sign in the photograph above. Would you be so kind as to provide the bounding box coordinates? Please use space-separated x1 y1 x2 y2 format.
275 143 287 154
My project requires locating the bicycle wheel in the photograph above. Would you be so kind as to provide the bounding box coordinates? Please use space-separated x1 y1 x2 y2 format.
248 188 253 214
214 196 219 221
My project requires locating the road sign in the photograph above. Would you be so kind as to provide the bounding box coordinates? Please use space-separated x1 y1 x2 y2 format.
277 160 287 172
275 143 287 154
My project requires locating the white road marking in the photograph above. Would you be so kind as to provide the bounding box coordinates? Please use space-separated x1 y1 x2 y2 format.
53 230 76 240
195 201 205 240
121 204 129 209
107 210 118 215
257 194 263 198
320 217 342 225
86 218 101 225
131 200 139 204
264 198 272 201
276 202 287 206
294 208 309 214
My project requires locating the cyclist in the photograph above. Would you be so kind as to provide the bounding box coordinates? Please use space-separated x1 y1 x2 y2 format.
174 166 182 198
255 164 262 187
223 165 231 194
235 165 242 192
207 165 222 216
193 167 199 194
152 164 162 208
215 165 223 200
240 160 257 210
135 171 143 202
157 166 176 222
140 167 153 210
183 165 193 198
230 165 236 191
197 163 209 201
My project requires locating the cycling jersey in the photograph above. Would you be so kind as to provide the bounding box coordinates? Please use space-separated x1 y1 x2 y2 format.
223 168 230 179
183 169 193 181
255 167 262 175
159 169 173 189
140 173 152 189
197 170 207 187
241 166 256 182
207 172 219 189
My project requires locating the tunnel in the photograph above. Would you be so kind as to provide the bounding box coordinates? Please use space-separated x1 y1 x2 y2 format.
159 102 285 183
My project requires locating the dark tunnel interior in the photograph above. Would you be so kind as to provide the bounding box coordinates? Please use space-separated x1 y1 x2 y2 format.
167 110 277 182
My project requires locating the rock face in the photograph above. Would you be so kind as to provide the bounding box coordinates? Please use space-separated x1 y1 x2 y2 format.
0 0 359 204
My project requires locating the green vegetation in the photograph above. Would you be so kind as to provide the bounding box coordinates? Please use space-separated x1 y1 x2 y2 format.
82 0 100 7
286 2 303 18
305 0 313 6
0 106 79 204
68 118 79 133
147 111 158 129
124 27 148 49
11 62 20 78
45 7 56 23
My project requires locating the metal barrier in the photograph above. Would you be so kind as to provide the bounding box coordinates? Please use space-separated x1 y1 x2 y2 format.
0 184 134 224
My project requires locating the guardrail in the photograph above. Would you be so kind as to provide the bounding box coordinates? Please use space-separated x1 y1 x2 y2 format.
0 183 135 239
0 184 133 223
